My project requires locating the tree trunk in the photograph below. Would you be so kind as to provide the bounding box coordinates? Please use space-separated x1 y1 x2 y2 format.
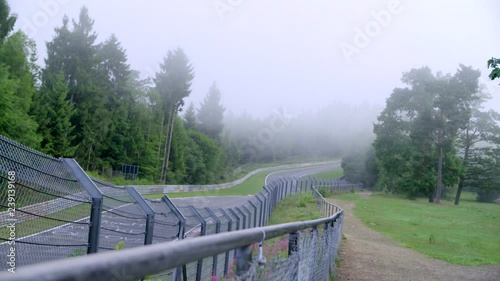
159 111 171 183
162 109 176 183
157 113 165 158
156 113 165 182
455 132 470 205
435 108 444 204
435 146 443 203
454 177 465 205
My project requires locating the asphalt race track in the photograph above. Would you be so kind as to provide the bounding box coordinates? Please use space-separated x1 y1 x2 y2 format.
0 162 340 270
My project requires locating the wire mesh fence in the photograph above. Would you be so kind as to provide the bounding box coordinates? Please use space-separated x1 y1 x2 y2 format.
0 135 92 268
0 134 361 280
231 217 343 281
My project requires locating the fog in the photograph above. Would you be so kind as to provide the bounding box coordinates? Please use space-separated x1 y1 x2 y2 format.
8 0 500 157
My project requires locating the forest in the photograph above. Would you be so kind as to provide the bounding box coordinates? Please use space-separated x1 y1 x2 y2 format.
0 3 378 184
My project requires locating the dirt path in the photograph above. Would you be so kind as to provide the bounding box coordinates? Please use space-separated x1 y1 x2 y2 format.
328 193 500 281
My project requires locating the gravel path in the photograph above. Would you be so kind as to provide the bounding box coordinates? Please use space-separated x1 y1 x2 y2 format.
328 193 500 281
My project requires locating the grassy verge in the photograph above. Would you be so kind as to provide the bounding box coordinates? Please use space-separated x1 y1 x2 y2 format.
309 168 344 180
0 203 90 239
330 191 500 266
143 170 271 199
88 158 328 186
145 164 342 199
231 158 331 180
259 193 323 258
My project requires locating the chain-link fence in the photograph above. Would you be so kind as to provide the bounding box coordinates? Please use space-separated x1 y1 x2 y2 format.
0 135 92 268
0 135 181 272
0 134 360 280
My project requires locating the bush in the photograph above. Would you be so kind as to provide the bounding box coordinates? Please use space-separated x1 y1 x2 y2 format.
318 187 330 197
475 188 500 203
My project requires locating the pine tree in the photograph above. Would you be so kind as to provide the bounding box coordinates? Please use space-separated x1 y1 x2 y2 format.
198 82 225 141
154 48 194 183
35 71 76 157
183 102 198 130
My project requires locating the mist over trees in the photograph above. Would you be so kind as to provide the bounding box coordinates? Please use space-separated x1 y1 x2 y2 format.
2 1 496 200
0 4 379 185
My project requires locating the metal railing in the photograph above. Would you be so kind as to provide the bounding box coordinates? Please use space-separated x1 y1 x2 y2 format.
1 176 358 281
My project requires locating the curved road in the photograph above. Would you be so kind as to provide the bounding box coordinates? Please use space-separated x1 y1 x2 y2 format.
265 161 341 184
171 161 341 209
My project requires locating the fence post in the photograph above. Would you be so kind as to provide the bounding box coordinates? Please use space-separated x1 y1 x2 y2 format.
241 205 252 229
62 158 102 254
235 207 247 229
228 208 240 231
161 195 186 281
248 200 258 228
188 206 206 281
263 186 272 222
218 208 233 276
235 244 253 279
125 186 155 245
283 178 290 199
255 194 265 226
280 179 286 200
205 207 221 278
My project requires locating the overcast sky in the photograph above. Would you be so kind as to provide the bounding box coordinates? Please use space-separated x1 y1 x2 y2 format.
9 0 500 117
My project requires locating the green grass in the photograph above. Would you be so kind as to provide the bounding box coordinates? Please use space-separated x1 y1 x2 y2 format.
231 158 329 180
309 168 344 180
145 164 341 199
88 158 327 186
268 193 323 225
331 191 500 266
329 192 361 201
257 193 323 259
144 170 272 199
0 203 90 238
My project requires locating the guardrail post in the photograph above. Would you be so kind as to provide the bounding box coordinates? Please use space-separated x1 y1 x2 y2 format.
235 244 253 280
219 208 233 276
125 186 155 245
62 158 102 254
188 206 206 281
288 231 299 256
161 195 187 281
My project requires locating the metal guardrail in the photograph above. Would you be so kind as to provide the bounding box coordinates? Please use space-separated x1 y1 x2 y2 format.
2 211 342 281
